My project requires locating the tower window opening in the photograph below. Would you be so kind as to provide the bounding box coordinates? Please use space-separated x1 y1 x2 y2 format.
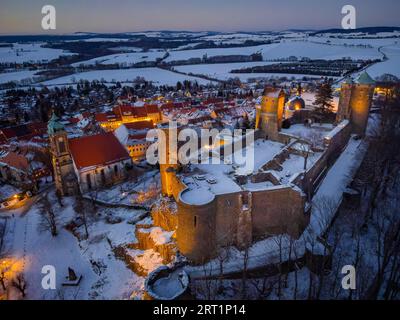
194 216 197 227
58 138 66 154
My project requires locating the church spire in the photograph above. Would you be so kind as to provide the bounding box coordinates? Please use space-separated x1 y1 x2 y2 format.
47 112 65 135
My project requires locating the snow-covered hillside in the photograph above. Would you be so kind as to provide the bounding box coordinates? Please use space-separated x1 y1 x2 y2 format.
72 49 166 67
0 43 75 63
42 67 215 86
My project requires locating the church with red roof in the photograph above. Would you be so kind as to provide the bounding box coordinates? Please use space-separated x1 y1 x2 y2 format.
48 113 133 195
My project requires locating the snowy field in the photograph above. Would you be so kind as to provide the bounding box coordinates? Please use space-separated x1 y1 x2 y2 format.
165 40 382 63
72 49 166 67
0 43 75 63
0 70 38 84
174 61 274 80
174 62 328 81
42 67 215 86
364 45 400 78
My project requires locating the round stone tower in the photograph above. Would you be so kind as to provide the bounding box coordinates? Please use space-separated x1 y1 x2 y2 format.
177 188 217 264
336 72 375 136
350 72 375 136
336 77 354 123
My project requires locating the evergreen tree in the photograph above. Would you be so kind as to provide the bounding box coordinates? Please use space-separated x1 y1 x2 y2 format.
314 80 334 117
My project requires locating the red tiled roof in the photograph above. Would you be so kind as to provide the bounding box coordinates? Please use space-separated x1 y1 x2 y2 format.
145 104 160 114
132 106 148 118
68 132 130 170
68 117 80 124
113 105 133 117
0 122 47 141
124 120 154 131
113 105 149 118
0 152 29 171
95 112 120 123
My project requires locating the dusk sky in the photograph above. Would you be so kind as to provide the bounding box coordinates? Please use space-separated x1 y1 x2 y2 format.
0 0 399 34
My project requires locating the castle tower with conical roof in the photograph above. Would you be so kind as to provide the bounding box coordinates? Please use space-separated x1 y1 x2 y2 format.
48 113 78 196
336 72 375 136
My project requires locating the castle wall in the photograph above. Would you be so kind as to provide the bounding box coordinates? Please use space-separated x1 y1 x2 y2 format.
176 186 308 263
214 192 241 246
297 121 352 198
251 187 307 239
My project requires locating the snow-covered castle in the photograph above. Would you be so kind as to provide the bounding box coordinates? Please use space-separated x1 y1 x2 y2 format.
142 72 375 264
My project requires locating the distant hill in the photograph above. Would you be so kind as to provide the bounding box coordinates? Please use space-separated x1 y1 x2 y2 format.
312 26 400 36
1 27 399 43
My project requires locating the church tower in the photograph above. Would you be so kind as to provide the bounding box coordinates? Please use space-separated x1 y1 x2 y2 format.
336 72 375 136
48 113 78 196
256 87 285 141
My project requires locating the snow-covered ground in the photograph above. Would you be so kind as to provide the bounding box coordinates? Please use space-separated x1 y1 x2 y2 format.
0 70 39 84
0 191 147 299
0 43 75 63
364 45 400 78
174 61 274 80
0 32 394 87
165 40 382 63
72 49 166 67
174 62 328 81
41 67 215 86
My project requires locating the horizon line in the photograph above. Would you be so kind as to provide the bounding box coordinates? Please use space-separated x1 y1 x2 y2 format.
1 25 400 37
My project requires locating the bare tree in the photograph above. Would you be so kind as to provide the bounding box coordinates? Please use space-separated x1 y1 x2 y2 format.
240 246 250 300
273 233 286 300
0 267 7 291
12 274 27 298
38 193 59 237
216 245 232 294
74 194 89 240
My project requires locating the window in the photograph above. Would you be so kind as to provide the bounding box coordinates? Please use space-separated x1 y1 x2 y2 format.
58 138 66 153
101 169 106 185
194 216 197 227
114 165 118 176
86 173 92 190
